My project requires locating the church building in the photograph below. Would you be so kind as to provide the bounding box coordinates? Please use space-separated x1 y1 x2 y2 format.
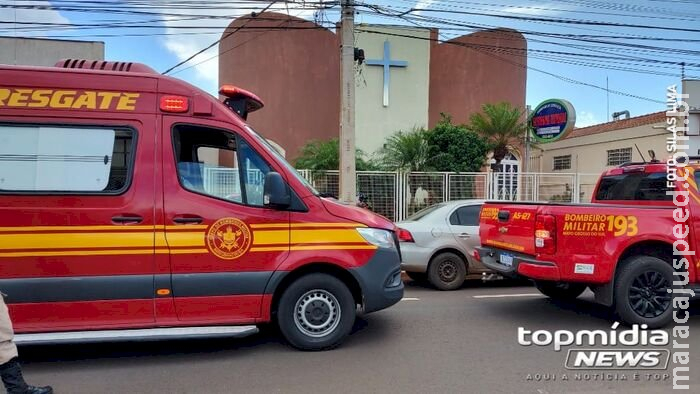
219 12 527 160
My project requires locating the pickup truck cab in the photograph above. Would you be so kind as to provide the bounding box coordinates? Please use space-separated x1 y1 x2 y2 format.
0 60 403 350
476 161 699 327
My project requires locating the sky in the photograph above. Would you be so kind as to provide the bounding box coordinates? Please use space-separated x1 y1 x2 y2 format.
1 0 699 127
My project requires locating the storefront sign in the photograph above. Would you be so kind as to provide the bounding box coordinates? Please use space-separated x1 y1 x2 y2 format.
529 99 576 143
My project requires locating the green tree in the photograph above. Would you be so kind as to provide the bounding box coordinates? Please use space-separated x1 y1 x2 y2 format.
425 114 490 173
378 128 429 171
294 138 377 171
467 102 527 166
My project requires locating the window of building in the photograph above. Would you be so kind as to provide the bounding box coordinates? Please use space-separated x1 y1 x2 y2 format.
172 125 271 206
0 124 134 193
552 155 571 171
607 147 633 166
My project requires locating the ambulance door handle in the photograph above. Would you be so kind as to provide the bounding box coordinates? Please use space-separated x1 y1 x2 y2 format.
112 215 143 224
173 216 203 224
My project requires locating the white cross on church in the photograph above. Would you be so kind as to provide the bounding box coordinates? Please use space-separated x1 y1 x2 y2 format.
366 40 408 107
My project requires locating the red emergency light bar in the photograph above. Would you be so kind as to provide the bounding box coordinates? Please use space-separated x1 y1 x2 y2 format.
219 85 264 120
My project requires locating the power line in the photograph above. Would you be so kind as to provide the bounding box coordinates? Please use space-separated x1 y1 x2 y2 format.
393 5 700 34
357 6 700 61
162 1 279 75
170 15 303 76
354 11 667 104
394 0 700 21
4 0 692 99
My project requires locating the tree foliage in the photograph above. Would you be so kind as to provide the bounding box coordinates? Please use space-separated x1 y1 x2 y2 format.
294 138 377 171
425 114 490 173
378 128 429 172
467 102 527 164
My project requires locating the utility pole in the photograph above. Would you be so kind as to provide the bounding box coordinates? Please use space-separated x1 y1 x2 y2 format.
339 0 356 204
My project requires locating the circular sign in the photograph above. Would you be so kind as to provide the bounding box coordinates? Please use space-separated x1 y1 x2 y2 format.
206 218 252 260
529 99 576 143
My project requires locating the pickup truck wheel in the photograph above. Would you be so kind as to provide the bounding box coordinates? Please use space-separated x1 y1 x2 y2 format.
614 256 674 328
535 281 587 300
405 271 427 282
277 273 355 351
428 252 467 291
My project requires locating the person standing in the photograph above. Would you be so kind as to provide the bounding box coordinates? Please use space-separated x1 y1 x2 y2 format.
0 295 52 394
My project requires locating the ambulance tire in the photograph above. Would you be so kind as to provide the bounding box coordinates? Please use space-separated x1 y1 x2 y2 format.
277 273 355 351
534 281 587 300
614 256 675 329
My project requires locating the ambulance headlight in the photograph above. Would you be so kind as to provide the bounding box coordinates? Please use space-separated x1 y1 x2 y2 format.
357 228 395 249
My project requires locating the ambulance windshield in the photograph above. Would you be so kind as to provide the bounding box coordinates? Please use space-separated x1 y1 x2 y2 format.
245 126 319 196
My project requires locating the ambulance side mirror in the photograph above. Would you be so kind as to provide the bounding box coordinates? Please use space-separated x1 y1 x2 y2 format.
263 172 290 209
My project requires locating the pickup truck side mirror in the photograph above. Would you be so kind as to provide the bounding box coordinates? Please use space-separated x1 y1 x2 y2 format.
263 172 290 209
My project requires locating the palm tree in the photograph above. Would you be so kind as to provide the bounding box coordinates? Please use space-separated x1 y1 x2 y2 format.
467 102 527 168
294 138 376 172
378 128 429 172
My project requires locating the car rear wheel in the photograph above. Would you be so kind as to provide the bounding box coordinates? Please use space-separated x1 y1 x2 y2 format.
277 273 356 350
428 252 467 291
614 256 675 328
535 281 587 300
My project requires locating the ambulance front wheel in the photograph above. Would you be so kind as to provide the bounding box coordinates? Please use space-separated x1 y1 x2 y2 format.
277 273 356 351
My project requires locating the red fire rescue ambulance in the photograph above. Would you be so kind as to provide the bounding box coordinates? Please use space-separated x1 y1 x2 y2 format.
0 60 403 350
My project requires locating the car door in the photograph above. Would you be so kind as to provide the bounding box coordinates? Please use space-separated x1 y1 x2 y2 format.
162 118 290 323
448 203 486 272
0 119 156 331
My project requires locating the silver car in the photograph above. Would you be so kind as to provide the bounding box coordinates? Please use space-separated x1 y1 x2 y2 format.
396 200 488 290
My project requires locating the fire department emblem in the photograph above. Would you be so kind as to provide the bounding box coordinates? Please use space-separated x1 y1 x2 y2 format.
206 218 252 260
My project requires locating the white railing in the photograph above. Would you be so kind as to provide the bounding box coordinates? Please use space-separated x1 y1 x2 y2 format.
298 170 599 222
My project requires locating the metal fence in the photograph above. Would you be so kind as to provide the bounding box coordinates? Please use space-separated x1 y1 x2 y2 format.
298 170 600 222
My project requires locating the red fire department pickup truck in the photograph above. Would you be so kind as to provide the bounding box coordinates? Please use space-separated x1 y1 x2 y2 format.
476 161 699 327
0 60 403 350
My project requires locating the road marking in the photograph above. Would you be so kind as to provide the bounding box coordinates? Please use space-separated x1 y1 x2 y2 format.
473 293 541 299
401 297 420 301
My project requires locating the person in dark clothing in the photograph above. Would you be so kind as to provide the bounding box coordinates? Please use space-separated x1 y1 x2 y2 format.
0 295 52 394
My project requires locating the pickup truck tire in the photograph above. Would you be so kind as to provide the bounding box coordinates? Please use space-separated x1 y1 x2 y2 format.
405 271 427 282
614 256 675 328
534 281 587 300
277 273 355 351
428 252 467 291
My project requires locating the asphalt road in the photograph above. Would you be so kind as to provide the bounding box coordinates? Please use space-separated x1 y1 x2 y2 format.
18 279 700 394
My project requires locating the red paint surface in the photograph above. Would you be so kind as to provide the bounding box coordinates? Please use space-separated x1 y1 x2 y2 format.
10 300 154 333
517 263 560 282
173 295 264 322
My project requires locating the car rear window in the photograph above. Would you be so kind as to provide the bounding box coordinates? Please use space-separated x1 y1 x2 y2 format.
406 203 445 221
595 172 672 201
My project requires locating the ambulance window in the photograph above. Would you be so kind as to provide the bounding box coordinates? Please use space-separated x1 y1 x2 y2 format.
238 139 271 206
193 145 242 204
0 124 134 193
172 125 270 207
